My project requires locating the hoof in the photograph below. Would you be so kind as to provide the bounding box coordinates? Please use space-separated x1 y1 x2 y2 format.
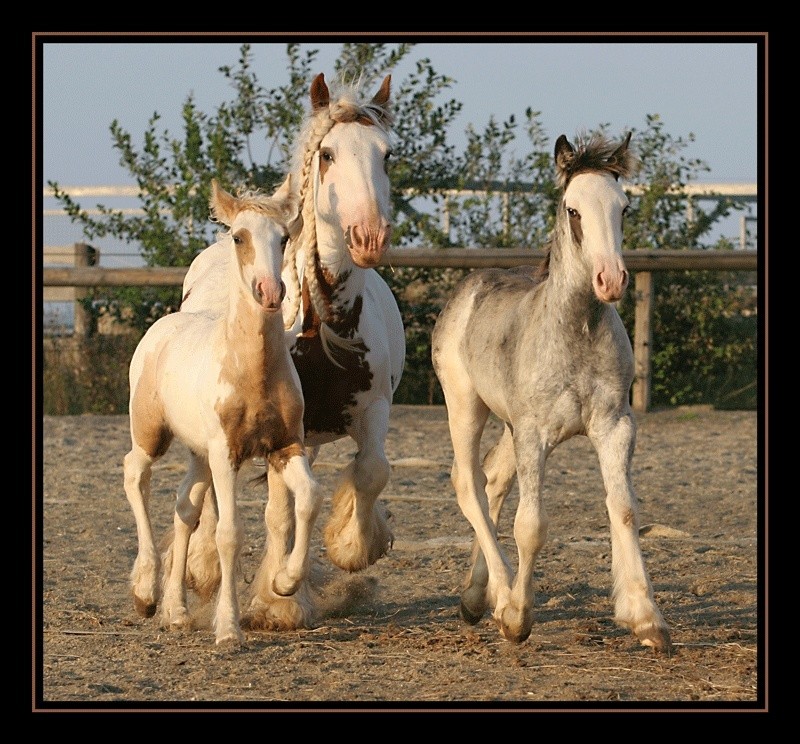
459 599 485 626
637 624 673 655
133 595 157 619
495 605 533 644
215 630 244 647
242 595 314 631
161 609 192 631
324 501 393 572
460 583 488 625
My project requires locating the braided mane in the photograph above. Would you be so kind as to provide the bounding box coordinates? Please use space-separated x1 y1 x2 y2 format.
282 76 394 333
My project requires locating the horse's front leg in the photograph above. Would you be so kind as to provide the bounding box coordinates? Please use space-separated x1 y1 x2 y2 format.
243 457 318 631
591 413 672 654
208 444 244 646
160 454 211 630
323 398 394 572
272 452 323 595
461 424 518 624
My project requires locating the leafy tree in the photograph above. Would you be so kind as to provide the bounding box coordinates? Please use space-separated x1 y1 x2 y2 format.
47 43 756 410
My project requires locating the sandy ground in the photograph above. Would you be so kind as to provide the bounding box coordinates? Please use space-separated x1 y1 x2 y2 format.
36 404 762 712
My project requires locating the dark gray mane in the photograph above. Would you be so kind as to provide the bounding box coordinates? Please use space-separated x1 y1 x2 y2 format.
534 132 638 283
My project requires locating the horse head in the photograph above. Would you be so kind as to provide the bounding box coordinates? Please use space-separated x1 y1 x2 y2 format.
305 73 394 270
209 178 298 313
554 133 638 303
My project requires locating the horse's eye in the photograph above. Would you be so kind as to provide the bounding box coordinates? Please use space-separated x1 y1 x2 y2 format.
232 234 242 245
566 207 579 219
281 235 290 249
320 150 334 163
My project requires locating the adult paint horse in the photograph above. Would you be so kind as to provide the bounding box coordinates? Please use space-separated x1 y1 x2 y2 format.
123 179 322 645
176 73 405 630
431 132 672 653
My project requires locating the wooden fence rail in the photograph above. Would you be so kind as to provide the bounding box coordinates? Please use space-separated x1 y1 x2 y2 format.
42 245 758 413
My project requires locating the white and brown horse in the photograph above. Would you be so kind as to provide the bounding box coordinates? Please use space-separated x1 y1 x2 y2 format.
431 133 672 653
123 179 322 645
177 73 405 630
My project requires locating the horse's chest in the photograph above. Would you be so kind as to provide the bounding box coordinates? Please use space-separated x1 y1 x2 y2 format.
215 378 303 466
290 333 373 439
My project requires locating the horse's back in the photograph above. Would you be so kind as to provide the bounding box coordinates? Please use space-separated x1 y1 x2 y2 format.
181 242 228 313
433 267 542 356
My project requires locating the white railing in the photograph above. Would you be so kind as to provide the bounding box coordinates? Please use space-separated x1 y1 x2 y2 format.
43 183 759 250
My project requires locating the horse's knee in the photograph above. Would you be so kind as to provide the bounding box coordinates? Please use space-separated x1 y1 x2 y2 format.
353 451 390 495
175 498 202 528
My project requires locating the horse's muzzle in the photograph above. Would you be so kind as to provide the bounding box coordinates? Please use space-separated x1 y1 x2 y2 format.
347 223 392 268
257 278 286 310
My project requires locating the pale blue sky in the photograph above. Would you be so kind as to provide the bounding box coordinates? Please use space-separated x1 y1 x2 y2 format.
38 36 763 258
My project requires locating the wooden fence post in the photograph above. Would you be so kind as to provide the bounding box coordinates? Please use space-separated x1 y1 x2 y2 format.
72 243 98 338
632 271 653 413
43 243 98 337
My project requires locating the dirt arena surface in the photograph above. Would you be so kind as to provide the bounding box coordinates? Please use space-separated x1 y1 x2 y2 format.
36 405 763 713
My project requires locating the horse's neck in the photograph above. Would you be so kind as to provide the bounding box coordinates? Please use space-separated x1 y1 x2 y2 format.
544 238 606 330
224 291 285 363
310 226 367 313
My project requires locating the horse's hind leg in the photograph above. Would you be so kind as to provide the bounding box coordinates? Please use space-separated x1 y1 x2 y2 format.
591 414 672 654
161 496 222 604
123 444 160 618
500 428 549 643
462 424 517 624
324 398 394 572
183 486 222 601
443 390 515 628
160 454 212 630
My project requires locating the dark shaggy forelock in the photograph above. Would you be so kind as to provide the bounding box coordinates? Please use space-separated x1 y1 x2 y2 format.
556 133 639 189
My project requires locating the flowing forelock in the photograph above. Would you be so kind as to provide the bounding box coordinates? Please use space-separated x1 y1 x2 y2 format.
213 187 290 243
555 132 640 190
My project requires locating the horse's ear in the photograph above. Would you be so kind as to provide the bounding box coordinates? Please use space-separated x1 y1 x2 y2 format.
371 75 391 107
310 73 330 111
209 178 236 227
272 173 294 201
609 132 632 163
608 132 634 180
554 135 575 174
274 174 302 234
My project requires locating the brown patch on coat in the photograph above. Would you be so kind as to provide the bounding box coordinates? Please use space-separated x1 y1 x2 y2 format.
566 201 584 245
318 148 332 184
268 442 306 472
233 227 255 266
216 300 305 469
129 347 173 458
291 291 371 439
